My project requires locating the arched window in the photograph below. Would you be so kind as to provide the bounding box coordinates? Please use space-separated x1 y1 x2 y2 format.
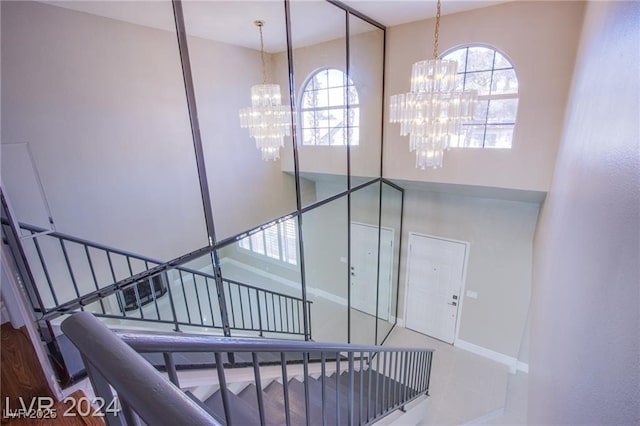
299 68 359 146
441 45 518 148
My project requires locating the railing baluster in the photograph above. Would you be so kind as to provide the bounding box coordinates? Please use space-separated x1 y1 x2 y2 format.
375 351 380 417
124 257 144 319
148 269 162 321
163 271 181 332
426 351 433 395
321 352 326 426
307 302 312 340
297 301 302 336
335 352 341 426
359 353 364 424
278 296 284 332
257 289 264 336
204 277 216 328
238 285 246 329
214 352 232 426
382 351 387 412
163 352 180 387
84 245 106 314
193 274 204 326
32 235 60 307
263 292 270 331
81 356 120 426
251 353 265 425
178 270 191 324
281 352 291 426
60 240 83 308
227 282 236 328
402 351 409 403
247 287 255 330
271 293 277 332
392 352 400 407
303 351 311 426
368 351 373 422
290 299 296 333
106 251 125 315
285 296 290 332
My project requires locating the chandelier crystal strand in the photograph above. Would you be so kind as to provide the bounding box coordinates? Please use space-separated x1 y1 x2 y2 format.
389 0 477 169
239 20 292 161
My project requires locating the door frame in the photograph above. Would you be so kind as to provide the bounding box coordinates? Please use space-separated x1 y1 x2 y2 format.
403 232 470 345
351 221 395 320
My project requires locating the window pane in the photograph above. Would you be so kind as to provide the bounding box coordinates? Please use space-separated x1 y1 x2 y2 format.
466 46 495 72
484 125 514 148
302 111 316 128
491 69 518 95
315 89 329 108
327 69 345 88
282 220 297 265
461 125 486 148
238 236 251 250
328 86 345 107
328 109 345 128
264 226 280 259
250 232 264 254
302 129 314 145
347 85 359 105
331 127 346 146
348 127 360 146
471 99 489 124
465 71 492 96
443 47 467 73
314 70 328 89
494 51 512 69
487 99 518 123
301 90 317 108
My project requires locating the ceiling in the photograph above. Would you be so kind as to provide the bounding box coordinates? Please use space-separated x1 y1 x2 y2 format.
41 0 508 52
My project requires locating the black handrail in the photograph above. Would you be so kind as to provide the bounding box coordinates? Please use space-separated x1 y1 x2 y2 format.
7 219 311 338
62 312 433 426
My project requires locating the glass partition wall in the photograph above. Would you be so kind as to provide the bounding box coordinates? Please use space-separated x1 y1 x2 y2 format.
2 0 397 352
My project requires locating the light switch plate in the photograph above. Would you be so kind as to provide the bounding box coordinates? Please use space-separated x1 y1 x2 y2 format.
466 290 478 299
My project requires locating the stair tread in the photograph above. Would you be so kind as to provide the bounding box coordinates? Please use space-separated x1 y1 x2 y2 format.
204 388 260 425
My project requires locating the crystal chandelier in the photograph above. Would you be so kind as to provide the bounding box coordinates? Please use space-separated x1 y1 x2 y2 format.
239 21 291 161
389 0 477 169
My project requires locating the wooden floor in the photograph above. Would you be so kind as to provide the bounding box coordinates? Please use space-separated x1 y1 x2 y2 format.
1 323 104 425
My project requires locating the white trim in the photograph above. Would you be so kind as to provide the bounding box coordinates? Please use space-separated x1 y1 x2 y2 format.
403 232 470 344
1 244 64 400
455 339 518 372
516 361 529 374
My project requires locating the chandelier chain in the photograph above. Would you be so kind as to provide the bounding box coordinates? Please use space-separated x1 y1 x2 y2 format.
256 20 267 84
433 0 441 59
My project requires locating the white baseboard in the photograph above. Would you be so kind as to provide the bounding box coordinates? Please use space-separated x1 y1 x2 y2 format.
455 339 523 373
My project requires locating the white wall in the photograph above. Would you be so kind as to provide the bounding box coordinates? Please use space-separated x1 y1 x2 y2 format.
276 28 384 182
529 1 640 423
1 1 205 261
384 1 585 192
185 33 298 240
400 189 539 359
1 1 298 257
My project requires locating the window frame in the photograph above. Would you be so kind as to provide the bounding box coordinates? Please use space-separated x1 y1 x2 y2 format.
440 43 519 149
298 67 360 146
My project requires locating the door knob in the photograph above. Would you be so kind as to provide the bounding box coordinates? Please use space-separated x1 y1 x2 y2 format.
448 301 457 306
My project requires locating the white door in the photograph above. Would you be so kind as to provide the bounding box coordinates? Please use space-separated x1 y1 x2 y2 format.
351 223 394 321
405 234 467 344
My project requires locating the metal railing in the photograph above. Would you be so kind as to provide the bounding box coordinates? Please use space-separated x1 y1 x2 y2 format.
2 218 311 338
62 312 433 426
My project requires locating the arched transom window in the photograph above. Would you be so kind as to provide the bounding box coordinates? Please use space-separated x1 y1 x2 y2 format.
299 68 359 146
442 45 519 148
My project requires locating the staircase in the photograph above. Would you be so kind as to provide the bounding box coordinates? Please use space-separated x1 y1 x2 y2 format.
62 312 434 426
196 369 412 425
